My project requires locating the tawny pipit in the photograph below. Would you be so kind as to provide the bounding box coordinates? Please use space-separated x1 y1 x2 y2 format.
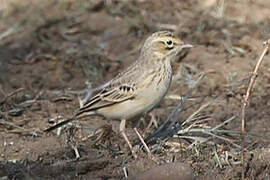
45 31 192 152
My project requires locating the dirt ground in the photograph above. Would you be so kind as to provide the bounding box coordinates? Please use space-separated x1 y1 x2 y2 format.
0 0 270 179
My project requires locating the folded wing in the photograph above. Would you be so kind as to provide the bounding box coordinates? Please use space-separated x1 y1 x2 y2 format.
75 83 136 116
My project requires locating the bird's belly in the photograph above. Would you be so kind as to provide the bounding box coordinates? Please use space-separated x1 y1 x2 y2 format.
97 79 170 120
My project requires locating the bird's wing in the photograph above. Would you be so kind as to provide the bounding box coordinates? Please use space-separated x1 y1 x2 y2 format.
75 59 145 116
75 82 136 115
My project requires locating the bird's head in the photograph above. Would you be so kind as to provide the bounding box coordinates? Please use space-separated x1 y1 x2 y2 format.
141 31 193 60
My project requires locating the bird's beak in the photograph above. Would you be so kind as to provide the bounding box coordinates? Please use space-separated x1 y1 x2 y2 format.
168 43 193 59
174 43 193 54
180 44 193 49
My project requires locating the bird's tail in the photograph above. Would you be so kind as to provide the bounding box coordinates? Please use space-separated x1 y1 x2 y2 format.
44 117 76 132
44 110 96 132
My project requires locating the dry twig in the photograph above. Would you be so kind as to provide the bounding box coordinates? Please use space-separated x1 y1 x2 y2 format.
0 88 24 106
241 39 270 180
134 127 152 157
0 21 24 41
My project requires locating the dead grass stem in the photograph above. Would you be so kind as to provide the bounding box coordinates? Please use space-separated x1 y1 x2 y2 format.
241 39 270 180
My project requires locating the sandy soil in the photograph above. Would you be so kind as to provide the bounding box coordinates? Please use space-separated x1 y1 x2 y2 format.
0 0 270 179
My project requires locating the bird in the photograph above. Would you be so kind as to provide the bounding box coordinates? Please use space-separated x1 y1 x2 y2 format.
44 30 193 153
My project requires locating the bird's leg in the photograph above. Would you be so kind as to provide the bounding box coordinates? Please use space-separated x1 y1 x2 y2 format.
120 119 134 154
146 112 158 130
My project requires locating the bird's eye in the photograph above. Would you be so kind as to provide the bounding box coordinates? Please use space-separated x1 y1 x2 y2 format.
166 40 173 45
165 40 174 50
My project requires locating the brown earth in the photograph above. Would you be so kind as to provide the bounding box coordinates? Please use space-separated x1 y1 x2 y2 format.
0 0 270 179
